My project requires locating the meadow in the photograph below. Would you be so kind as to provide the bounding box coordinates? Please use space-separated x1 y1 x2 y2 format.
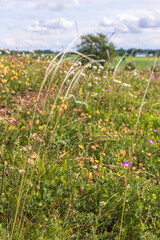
0 51 160 239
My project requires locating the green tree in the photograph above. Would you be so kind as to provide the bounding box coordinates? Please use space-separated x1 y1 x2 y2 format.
77 33 116 64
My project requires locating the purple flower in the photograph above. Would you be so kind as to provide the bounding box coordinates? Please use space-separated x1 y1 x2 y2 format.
148 139 154 144
7 170 10 174
153 129 158 132
36 107 40 110
12 120 17 124
121 162 132 167
106 89 110 92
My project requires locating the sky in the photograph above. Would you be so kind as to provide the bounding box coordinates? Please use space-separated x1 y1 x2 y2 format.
1 0 160 51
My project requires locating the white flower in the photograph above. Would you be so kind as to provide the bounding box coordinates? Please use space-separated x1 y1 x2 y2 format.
92 165 98 169
19 169 25 174
123 83 131 87
99 65 104 70
27 158 35 165
93 66 97 70
113 79 121 83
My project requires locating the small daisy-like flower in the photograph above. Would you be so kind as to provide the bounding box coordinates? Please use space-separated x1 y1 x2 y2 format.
148 139 154 144
113 79 121 83
121 162 132 167
123 83 131 87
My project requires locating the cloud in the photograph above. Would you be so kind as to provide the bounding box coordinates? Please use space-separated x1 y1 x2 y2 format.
26 18 74 33
99 14 140 33
99 11 160 34
7 23 15 29
4 38 47 49
139 15 160 28
4 0 81 11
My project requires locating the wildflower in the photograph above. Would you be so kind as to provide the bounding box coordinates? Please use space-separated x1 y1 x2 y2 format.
123 83 131 87
27 158 35 165
106 89 110 92
99 65 104 70
19 169 25 174
7 170 10 174
80 186 84 191
12 120 17 123
121 162 132 167
91 145 97 150
148 139 154 144
37 107 40 110
92 165 98 169
113 79 121 83
153 129 158 132
93 66 97 70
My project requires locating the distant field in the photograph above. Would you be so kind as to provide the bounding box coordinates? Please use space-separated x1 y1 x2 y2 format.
112 56 160 70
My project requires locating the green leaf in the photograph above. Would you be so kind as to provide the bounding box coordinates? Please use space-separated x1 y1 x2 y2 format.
38 158 45 175
46 164 58 179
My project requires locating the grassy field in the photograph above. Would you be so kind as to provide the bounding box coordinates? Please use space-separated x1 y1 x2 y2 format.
0 52 160 239
112 56 160 70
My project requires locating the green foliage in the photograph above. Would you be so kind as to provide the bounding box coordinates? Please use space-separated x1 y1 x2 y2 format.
77 33 116 63
124 61 136 71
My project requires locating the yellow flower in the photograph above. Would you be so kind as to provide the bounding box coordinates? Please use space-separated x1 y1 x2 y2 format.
39 126 44 130
79 145 83 149
4 161 8 165
25 82 31 86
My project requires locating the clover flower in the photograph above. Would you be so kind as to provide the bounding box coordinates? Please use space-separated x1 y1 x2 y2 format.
148 139 154 144
121 162 132 167
12 120 17 123
153 129 158 132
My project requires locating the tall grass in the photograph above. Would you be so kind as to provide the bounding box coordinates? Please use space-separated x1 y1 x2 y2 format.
0 48 160 239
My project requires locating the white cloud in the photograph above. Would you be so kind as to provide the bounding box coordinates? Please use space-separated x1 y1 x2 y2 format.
4 0 82 11
26 18 74 34
41 18 74 29
7 23 15 29
4 38 47 49
99 11 160 35
139 15 160 28
100 14 140 33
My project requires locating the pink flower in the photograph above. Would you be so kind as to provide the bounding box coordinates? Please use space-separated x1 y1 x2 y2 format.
153 129 158 132
122 162 132 167
12 120 17 123
36 107 40 110
106 89 110 92
148 139 154 144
